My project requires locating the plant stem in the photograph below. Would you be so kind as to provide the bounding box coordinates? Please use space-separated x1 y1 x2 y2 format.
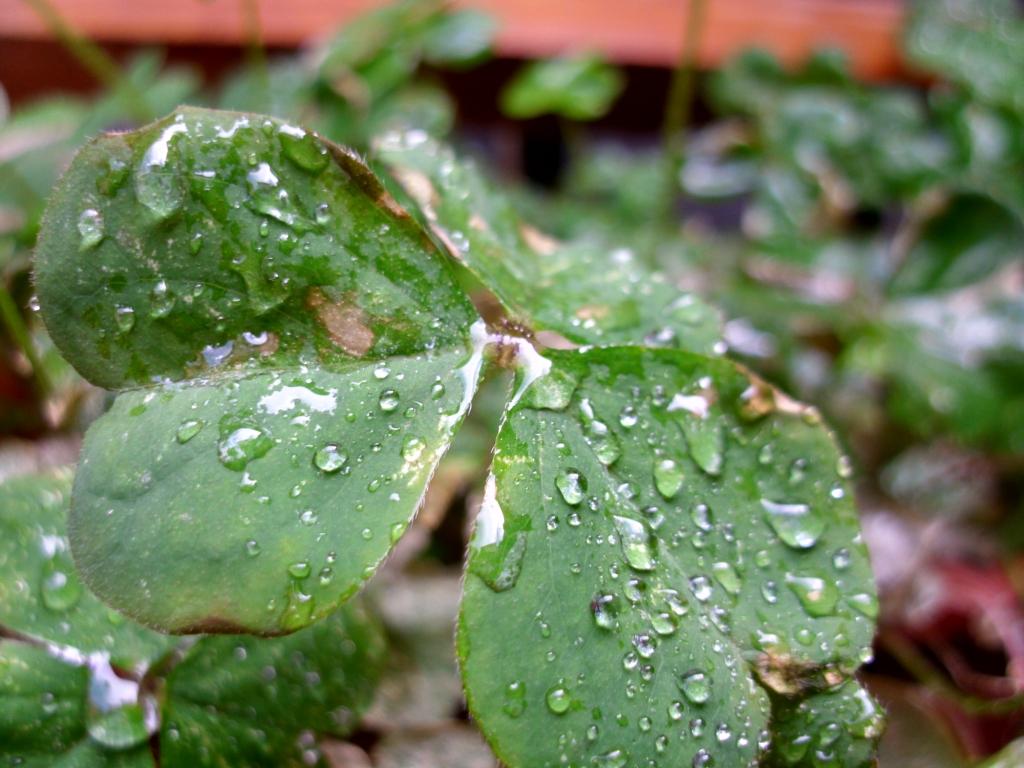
240 0 270 109
21 0 151 123
0 282 51 399
659 0 709 232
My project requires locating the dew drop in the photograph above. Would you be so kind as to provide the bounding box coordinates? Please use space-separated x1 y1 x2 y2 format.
278 128 328 173
401 435 426 463
612 515 655 571
690 575 712 602
679 670 711 704
314 444 347 473
785 573 840 617
690 503 713 532
653 458 684 499
378 389 400 412
832 548 852 570
77 208 104 250
591 593 618 630
217 425 273 471
40 550 82 611
556 469 587 506
114 305 136 334
761 499 824 550
618 405 638 428
545 684 571 715
176 419 204 444
503 680 526 718
149 280 175 318
848 592 879 618
712 561 742 595
632 633 656 659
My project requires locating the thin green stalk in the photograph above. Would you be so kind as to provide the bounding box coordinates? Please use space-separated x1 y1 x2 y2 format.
658 0 709 231
21 0 151 123
0 282 51 398
241 0 270 109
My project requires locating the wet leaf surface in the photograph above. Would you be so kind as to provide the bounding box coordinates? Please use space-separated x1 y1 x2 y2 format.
0 468 175 668
766 678 885 767
459 347 877 767
161 600 386 767
33 107 483 634
0 641 154 768
376 133 723 354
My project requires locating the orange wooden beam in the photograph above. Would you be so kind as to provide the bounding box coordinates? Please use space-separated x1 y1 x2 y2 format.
0 0 908 79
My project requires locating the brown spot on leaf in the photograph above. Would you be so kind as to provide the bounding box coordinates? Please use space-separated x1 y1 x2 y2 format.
306 288 374 357
754 651 830 696
737 367 819 421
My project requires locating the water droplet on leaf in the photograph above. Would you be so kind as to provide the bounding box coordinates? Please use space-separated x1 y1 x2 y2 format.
77 208 104 250
556 469 587 505
679 670 711 704
314 444 347 473
176 419 204 444
761 499 824 550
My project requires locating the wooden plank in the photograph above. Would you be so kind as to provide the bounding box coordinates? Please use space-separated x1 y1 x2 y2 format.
0 0 907 79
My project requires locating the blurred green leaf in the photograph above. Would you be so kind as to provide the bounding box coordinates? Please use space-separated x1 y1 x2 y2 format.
906 0 1024 113
891 193 1024 295
161 601 386 766
0 468 175 668
500 54 624 121
421 10 496 68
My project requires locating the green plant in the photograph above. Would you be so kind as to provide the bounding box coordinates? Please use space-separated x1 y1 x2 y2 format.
18 97 880 767
0 468 385 765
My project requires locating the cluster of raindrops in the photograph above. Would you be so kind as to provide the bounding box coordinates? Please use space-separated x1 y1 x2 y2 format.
467 358 876 767
151 340 479 633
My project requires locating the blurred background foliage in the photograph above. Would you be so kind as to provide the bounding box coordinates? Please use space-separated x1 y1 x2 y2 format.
1 0 1024 764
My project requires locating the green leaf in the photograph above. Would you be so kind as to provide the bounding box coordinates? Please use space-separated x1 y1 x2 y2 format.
906 0 1024 113
375 133 723 354
765 678 885 767
160 600 386 766
0 641 155 768
891 193 1024 295
0 641 88 760
33 106 483 634
459 347 877 767
421 10 496 68
0 468 175 668
500 54 624 121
